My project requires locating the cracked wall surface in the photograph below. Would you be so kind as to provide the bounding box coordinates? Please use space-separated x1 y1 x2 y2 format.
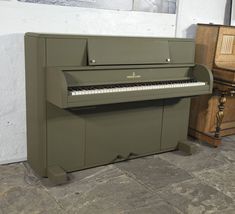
18 0 177 14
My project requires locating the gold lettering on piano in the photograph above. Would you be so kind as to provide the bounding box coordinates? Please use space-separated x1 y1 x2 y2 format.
221 35 234 54
126 72 141 79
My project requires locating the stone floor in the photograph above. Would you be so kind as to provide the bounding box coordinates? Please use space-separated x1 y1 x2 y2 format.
0 136 235 214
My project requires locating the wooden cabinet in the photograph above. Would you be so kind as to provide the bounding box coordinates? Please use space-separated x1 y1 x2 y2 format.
189 24 235 146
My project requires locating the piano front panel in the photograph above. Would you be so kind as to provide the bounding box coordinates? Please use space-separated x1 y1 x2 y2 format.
215 27 235 67
46 99 189 171
47 103 86 172
85 101 163 167
161 98 190 150
169 41 195 64
64 67 191 87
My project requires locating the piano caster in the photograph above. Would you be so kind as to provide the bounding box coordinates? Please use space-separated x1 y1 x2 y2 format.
177 140 197 155
47 166 68 185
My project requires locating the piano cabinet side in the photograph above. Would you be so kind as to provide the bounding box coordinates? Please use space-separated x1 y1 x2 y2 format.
25 35 47 177
188 24 222 146
46 68 68 108
194 24 219 70
192 64 213 93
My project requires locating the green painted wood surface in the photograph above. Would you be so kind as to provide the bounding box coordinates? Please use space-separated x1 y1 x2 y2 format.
24 33 212 178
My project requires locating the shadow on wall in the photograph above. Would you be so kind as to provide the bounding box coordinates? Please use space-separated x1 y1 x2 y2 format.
185 0 232 39
224 0 232 24
185 24 197 38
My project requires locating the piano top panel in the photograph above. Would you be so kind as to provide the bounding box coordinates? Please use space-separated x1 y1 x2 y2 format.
87 37 194 66
25 33 195 67
25 32 194 41
47 38 87 67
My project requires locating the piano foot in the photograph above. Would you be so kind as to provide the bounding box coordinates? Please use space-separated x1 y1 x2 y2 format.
188 128 221 147
47 166 68 185
177 140 197 155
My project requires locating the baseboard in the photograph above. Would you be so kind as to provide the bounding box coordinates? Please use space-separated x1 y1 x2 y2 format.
0 157 27 165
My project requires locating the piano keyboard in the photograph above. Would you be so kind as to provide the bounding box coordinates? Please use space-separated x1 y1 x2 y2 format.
68 79 206 96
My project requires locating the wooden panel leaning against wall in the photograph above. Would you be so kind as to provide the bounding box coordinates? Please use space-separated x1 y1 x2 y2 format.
189 24 235 147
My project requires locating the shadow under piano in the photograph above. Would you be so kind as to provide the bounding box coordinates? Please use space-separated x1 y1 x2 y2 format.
25 33 213 184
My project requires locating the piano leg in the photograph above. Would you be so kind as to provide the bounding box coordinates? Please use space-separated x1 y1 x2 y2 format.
214 92 227 141
177 140 197 155
47 166 68 185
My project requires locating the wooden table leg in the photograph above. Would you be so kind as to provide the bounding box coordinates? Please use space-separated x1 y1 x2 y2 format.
214 93 227 145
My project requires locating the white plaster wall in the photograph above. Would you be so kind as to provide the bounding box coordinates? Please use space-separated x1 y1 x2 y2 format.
0 1 176 164
0 0 229 164
0 1 176 36
0 34 26 164
176 0 227 38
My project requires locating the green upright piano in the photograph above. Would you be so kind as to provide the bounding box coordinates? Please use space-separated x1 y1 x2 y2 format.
25 33 213 184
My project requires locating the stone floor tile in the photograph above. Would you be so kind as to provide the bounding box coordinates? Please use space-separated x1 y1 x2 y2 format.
0 163 25 180
0 175 28 194
42 165 123 199
212 206 235 214
1 135 235 214
224 135 235 142
0 186 64 214
40 165 108 187
43 165 164 214
116 156 192 190
0 167 41 195
69 165 107 181
158 178 234 214
158 140 228 173
218 138 235 163
124 201 184 214
193 164 235 200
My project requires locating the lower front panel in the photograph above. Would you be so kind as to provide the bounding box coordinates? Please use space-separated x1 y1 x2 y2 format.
46 98 190 175
47 103 86 172
161 98 190 150
85 100 163 167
